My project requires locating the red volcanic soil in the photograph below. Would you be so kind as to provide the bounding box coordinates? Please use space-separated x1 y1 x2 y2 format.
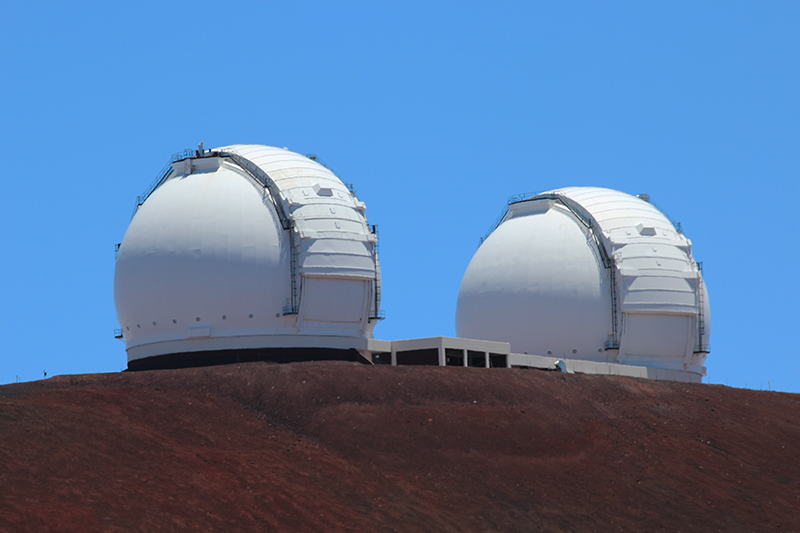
1 362 799 532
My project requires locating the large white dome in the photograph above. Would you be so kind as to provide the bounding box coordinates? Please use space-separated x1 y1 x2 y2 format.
114 145 382 368
456 187 709 376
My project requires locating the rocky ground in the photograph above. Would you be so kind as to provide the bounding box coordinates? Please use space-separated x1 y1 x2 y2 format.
1 361 798 532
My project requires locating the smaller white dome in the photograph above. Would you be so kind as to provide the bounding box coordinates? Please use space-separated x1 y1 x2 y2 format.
456 187 709 376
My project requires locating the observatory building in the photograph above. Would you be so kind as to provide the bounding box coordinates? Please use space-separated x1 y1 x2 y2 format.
456 187 710 381
114 145 383 369
115 146 709 382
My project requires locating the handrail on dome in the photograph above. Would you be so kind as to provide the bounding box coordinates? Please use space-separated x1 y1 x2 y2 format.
642 197 683 235
480 192 547 244
131 149 195 219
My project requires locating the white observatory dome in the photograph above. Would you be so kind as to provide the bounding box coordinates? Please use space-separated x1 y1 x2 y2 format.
456 187 709 377
114 145 382 369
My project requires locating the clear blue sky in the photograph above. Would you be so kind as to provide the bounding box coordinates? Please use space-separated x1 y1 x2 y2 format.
1 2 797 391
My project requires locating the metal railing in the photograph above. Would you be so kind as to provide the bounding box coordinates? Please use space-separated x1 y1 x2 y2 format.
305 153 357 198
480 192 548 244
131 149 195 219
480 204 512 244
305 153 337 175
645 198 683 235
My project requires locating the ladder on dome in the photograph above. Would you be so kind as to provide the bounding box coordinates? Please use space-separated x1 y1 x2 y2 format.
695 262 707 353
368 224 384 320
605 267 620 350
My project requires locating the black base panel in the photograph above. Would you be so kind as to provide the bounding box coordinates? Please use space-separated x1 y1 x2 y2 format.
126 347 365 371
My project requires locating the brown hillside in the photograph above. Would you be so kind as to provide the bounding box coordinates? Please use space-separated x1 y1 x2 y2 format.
1 361 798 532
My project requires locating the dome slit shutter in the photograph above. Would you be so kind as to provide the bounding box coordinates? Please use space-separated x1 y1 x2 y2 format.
215 150 300 314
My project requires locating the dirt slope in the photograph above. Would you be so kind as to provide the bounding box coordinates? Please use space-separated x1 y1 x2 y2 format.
1 361 798 532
